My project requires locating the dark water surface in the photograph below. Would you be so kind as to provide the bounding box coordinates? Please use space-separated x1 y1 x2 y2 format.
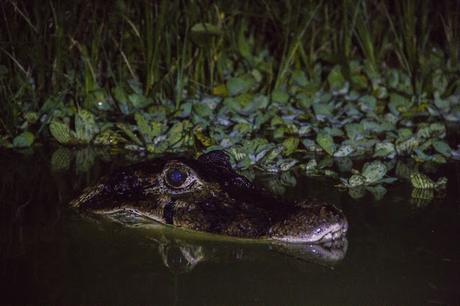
1 149 460 306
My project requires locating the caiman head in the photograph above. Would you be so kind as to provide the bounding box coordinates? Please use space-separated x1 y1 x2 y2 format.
71 151 348 244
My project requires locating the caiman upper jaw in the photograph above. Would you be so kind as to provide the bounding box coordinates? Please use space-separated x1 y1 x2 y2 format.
71 164 164 211
70 183 107 209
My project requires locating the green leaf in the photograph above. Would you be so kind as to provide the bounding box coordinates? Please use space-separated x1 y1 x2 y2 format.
234 93 254 110
432 153 447 164
128 93 152 109
93 129 126 146
334 144 354 157
348 174 366 187
49 120 73 145
358 95 377 112
237 23 252 60
116 123 143 146
168 121 185 147
432 70 448 95
327 66 345 91
246 95 269 114
227 75 254 96
112 86 130 114
296 92 314 109
271 90 289 104
134 113 156 143
86 89 111 111
432 140 452 157
24 112 39 124
362 161 387 184
191 23 222 47
373 142 396 158
13 131 35 148
75 109 99 143
345 123 364 140
193 103 213 117
282 137 299 156
128 79 143 95
410 173 435 189
316 131 335 155
191 23 221 35
292 70 308 87
387 69 399 88
351 73 368 90
151 122 163 138
313 103 333 118
388 93 412 116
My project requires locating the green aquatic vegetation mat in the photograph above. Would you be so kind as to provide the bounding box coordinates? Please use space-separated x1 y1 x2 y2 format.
4 62 458 200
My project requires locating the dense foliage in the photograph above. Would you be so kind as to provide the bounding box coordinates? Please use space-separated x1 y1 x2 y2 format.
1 0 459 199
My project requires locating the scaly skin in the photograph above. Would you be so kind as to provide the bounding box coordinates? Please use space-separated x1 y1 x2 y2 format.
71 151 348 243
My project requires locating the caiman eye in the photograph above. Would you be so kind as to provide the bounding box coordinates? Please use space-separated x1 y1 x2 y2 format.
166 168 187 187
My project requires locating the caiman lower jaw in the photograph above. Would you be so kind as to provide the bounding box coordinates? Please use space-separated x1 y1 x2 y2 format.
273 236 348 266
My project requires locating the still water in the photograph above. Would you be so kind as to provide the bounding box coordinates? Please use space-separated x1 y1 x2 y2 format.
1 149 459 305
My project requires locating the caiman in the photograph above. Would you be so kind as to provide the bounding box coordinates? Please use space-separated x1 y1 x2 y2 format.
71 150 348 244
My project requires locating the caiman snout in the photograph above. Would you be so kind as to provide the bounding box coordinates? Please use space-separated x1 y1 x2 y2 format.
269 201 348 243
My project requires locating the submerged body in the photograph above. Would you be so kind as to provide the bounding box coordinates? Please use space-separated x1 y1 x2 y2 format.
71 151 348 244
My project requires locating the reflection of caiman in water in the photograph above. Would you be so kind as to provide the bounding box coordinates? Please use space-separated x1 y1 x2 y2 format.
71 150 348 265
144 221 347 272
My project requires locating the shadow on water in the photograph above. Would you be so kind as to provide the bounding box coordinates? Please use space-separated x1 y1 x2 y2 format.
1 148 460 305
